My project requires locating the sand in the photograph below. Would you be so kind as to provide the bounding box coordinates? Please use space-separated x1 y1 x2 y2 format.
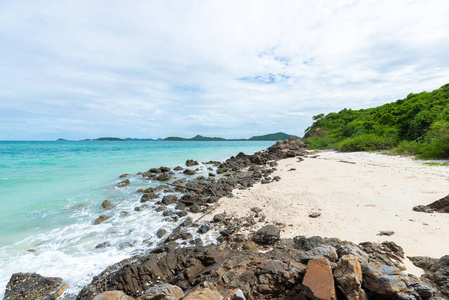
206 151 449 275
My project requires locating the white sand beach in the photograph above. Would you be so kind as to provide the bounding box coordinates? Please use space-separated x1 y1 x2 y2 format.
207 151 449 275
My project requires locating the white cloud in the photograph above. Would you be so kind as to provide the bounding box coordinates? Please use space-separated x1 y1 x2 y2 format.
0 0 449 139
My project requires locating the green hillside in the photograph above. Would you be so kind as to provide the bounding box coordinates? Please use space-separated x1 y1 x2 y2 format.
164 135 226 141
303 83 449 159
248 132 293 141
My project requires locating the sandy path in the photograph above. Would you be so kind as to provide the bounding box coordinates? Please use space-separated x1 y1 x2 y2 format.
206 151 449 275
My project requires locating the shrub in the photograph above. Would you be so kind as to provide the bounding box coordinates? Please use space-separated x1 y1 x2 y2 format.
337 134 397 152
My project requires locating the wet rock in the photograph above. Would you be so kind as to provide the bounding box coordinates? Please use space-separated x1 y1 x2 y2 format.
302 257 336 300
160 166 171 173
117 179 131 188
4 272 68 300
188 204 200 213
93 290 134 299
139 283 184 300
161 195 178 205
119 174 130 178
180 232 192 240
156 174 172 181
333 254 366 300
140 192 158 203
186 159 199 167
175 210 188 217
197 223 211 234
183 169 196 176
134 205 148 212
94 215 110 225
155 206 167 212
252 225 280 245
172 178 187 185
212 213 227 223
162 210 174 217
95 242 111 249
102 200 115 210
155 185 169 191
149 168 162 173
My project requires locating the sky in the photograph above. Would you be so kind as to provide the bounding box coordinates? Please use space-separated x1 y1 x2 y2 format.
0 0 449 140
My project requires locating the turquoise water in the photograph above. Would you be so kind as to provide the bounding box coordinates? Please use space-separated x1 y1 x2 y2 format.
0 140 273 298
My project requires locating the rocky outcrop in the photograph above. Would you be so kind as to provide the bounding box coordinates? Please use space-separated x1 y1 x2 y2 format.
4 272 68 300
93 291 134 299
409 255 449 298
413 194 449 213
302 257 336 300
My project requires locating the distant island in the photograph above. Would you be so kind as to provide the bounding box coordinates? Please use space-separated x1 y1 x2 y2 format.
57 132 293 142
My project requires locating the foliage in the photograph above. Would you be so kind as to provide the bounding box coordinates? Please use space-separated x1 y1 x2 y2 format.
248 132 292 141
303 83 449 159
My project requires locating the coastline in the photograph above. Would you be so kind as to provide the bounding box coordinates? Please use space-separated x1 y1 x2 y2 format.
204 150 449 275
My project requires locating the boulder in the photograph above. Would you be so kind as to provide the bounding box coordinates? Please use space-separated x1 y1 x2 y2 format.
252 225 280 245
302 257 336 300
117 179 131 188
300 245 338 262
140 192 158 203
4 272 68 300
183 288 222 300
156 174 172 181
212 213 227 223
138 283 184 299
94 291 134 299
333 254 366 300
183 169 196 176
186 159 199 167
102 200 115 210
161 195 178 205
94 215 110 225
409 255 449 297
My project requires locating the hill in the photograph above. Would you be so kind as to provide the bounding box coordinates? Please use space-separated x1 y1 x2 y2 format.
163 135 226 141
303 83 449 159
248 132 293 141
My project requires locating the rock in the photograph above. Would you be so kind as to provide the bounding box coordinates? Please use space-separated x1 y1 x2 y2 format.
186 159 199 167
413 194 449 213
156 228 167 238
190 204 201 213
300 245 338 262
156 174 172 181
149 168 162 173
302 257 336 300
212 213 227 223
197 223 211 234
117 179 131 188
220 225 237 237
250 207 262 214
294 236 326 251
161 195 178 205
94 215 110 225
309 211 321 218
333 254 367 300
4 272 68 300
95 242 111 249
183 288 222 300
409 255 449 297
377 230 395 236
160 167 171 173
261 179 270 184
174 166 184 171
94 290 134 299
252 225 280 245
359 241 405 270
102 200 115 210
140 192 158 203
138 283 184 299
175 210 188 217
183 169 196 175
222 289 245 300
361 263 432 299
119 174 130 178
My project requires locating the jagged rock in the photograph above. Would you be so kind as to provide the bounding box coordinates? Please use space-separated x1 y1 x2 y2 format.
183 288 222 300
333 254 366 300
222 289 245 300
4 272 68 300
161 195 178 205
117 179 131 188
102 200 115 210
361 263 434 299
138 283 184 299
300 245 338 262
294 236 326 251
302 257 336 300
409 255 449 297
186 159 199 167
252 225 280 245
94 291 134 299
359 241 405 270
94 215 110 225
413 194 449 213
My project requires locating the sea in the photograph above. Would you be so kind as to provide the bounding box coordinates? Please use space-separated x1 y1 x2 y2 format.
0 140 273 298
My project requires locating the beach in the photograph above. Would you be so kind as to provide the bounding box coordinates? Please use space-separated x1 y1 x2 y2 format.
205 150 449 275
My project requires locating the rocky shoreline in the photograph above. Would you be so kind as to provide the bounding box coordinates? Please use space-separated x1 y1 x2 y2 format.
3 138 449 299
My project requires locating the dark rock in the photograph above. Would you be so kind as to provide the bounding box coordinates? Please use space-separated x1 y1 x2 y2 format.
162 210 174 217
186 159 199 167
190 204 201 213
299 245 338 262
140 283 184 299
294 235 326 251
95 242 111 249
409 255 449 297
261 179 270 184
183 169 196 176
156 173 172 181
212 213 227 223
413 194 449 213
252 225 280 245
175 202 186 210
140 192 158 203
155 185 169 191
161 195 178 205
250 207 262 214
119 173 129 178
359 241 405 270
117 179 130 188
4 272 68 300
102 200 115 210
180 232 192 240
94 215 110 225
174 166 184 171
175 210 188 217
377 230 395 236
155 206 167 212
160 166 171 173
220 225 237 237
172 178 187 185
197 223 211 234
149 168 162 173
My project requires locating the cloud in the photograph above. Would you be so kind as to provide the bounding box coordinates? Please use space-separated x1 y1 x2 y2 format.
0 0 449 140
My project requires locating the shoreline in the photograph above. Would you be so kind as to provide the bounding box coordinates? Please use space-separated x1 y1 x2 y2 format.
204 150 449 275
